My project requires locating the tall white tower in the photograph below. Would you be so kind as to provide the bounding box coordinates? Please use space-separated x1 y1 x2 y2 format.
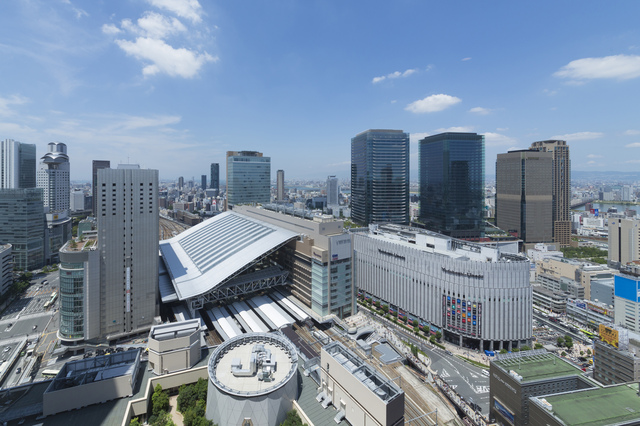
37 142 70 212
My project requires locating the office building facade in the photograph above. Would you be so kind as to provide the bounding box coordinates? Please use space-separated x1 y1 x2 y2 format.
97 165 159 339
0 244 13 296
276 169 285 201
593 339 640 385
58 236 101 342
326 175 338 205
530 140 571 247
0 188 44 270
37 142 70 213
201 174 207 190
353 224 531 351
496 150 553 243
210 163 219 191
226 151 270 207
608 217 640 268
351 129 409 225
92 160 110 215
1 139 36 189
614 265 640 332
419 132 485 238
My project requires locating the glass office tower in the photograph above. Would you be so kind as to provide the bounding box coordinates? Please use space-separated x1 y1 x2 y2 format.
226 151 271 207
351 129 409 225
419 132 485 238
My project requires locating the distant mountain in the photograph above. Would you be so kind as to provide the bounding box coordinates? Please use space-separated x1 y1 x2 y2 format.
572 170 640 183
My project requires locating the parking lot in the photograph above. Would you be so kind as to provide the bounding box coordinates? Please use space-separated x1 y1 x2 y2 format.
0 273 58 322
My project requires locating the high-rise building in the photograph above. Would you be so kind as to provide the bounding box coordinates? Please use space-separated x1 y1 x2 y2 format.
0 188 44 270
614 265 640 333
351 129 409 225
210 163 219 191
97 165 158 339
1 139 36 189
326 175 338 206
608 217 640 268
178 176 184 190
276 169 285 201
530 140 571 247
0 245 13 297
92 160 110 215
226 151 270 207
496 149 553 243
419 132 485 238
37 142 70 213
38 142 72 264
201 174 207 189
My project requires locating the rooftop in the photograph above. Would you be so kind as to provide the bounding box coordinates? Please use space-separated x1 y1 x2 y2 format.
534 383 640 426
493 351 581 383
208 333 298 397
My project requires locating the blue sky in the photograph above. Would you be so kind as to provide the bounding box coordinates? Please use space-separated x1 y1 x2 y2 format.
1 1 640 181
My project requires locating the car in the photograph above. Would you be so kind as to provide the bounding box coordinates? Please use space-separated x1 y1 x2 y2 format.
445 350 453 356
3 347 10 353
16 367 21 374
482 369 490 376
32 325 37 330
41 280 48 285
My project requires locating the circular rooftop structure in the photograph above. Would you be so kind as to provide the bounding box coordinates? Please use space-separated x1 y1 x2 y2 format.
206 332 299 426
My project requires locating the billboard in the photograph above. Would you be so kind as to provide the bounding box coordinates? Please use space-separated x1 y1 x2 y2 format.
599 324 619 348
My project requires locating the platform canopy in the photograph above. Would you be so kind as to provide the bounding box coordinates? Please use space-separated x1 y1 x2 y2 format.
160 211 300 301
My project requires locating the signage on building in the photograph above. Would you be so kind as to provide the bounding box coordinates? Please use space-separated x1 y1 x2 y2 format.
599 324 618 348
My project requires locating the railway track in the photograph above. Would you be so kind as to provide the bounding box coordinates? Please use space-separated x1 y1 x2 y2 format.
159 217 189 240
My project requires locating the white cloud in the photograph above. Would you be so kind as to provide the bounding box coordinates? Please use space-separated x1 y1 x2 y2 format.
61 0 88 19
405 94 461 113
435 126 474 133
469 107 491 115
624 130 640 136
327 161 350 167
543 89 557 96
625 143 640 148
497 127 509 132
372 68 418 84
134 12 187 39
587 160 596 165
550 132 603 141
119 115 181 130
115 37 216 78
0 94 29 116
587 154 602 158
101 24 121 35
146 0 203 23
484 132 516 146
625 159 640 163
462 57 471 61
410 132 430 143
554 54 640 81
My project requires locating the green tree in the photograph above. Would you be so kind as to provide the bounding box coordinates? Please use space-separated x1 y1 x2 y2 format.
564 335 573 350
499 349 508 354
411 344 418 357
423 326 430 336
429 335 436 344
435 331 442 341
520 345 531 351
280 409 307 426
381 304 389 314
580 350 584 356
534 343 544 350
152 384 170 417
129 418 141 426
587 349 592 356
412 319 418 328
557 337 565 347
561 351 567 357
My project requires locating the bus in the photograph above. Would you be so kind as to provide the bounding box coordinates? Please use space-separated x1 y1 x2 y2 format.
581 329 597 339
42 369 60 378
44 292 58 309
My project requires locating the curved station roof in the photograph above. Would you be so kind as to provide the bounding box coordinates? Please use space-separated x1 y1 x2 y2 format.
160 211 299 301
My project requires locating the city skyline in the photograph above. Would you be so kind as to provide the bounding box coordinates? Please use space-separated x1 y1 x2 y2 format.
1 2 640 181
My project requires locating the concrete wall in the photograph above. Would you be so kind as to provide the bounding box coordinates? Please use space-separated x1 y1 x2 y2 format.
43 374 133 417
321 349 404 426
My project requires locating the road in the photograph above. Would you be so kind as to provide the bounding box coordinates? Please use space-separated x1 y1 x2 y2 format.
362 310 491 415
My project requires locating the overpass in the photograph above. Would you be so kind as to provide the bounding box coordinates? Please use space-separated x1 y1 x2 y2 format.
571 198 595 209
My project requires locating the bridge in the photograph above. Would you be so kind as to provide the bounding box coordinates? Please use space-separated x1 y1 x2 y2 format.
571 198 595 209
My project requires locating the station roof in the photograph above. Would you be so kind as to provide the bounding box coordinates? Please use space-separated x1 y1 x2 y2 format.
159 211 300 301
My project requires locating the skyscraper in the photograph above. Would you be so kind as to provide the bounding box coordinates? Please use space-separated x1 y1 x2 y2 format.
92 160 110 215
37 142 70 213
419 132 485 238
210 163 219 191
326 175 338 206
608 217 640 268
226 151 271 207
496 150 553 243
351 129 409 225
97 164 158 339
201 174 207 189
1 139 36 189
0 188 44 270
276 169 285 201
178 176 184 190
530 140 571 247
